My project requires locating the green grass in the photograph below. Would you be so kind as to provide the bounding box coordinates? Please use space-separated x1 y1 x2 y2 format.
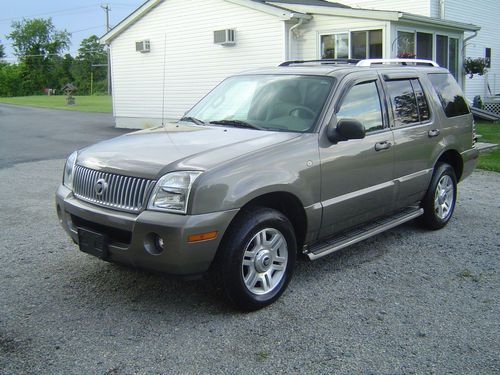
0 95 112 113
476 121 500 172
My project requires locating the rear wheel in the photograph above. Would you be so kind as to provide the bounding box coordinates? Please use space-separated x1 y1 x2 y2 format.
419 163 457 230
212 207 296 311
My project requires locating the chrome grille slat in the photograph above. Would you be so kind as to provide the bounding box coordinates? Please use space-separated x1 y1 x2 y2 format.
73 165 156 213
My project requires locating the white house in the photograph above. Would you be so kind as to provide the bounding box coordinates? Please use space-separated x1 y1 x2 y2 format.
101 0 483 129
331 0 499 109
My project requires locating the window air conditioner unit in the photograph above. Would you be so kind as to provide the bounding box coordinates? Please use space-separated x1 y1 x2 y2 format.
135 40 151 53
214 29 236 46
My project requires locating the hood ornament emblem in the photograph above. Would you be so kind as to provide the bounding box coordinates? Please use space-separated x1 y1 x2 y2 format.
94 178 108 196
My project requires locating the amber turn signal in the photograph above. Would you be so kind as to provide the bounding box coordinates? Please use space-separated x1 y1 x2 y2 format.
188 231 218 243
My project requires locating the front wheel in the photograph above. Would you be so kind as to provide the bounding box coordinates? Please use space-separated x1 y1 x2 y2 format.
419 163 457 230
212 207 296 311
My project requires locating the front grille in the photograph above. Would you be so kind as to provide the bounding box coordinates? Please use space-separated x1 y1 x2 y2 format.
73 165 156 213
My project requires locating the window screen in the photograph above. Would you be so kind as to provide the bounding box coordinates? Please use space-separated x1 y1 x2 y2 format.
336 81 384 133
428 73 470 117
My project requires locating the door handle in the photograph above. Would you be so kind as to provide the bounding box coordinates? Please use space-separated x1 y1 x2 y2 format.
374 141 392 151
428 129 440 137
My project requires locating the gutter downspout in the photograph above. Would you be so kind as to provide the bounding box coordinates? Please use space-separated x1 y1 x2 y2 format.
288 17 305 60
462 30 479 95
439 0 445 19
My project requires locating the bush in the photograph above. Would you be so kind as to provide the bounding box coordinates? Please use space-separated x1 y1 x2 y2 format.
0 63 23 97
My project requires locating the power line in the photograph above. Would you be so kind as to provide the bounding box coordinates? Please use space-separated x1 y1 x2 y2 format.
0 4 101 24
69 25 106 34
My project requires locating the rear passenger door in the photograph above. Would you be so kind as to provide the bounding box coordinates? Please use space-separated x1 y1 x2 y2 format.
382 73 440 208
319 73 395 237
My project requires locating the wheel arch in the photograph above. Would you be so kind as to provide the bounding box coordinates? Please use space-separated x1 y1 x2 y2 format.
227 191 308 251
435 149 463 181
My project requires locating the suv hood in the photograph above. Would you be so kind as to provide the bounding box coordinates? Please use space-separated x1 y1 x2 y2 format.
77 123 301 179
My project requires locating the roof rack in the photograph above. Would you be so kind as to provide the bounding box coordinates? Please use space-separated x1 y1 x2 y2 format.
279 58 361 67
356 58 439 67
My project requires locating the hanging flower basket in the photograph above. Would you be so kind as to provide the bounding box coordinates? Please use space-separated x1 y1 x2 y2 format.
464 58 487 78
397 52 416 59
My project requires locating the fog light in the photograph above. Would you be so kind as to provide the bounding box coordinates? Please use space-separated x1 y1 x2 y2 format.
155 235 165 250
144 233 166 256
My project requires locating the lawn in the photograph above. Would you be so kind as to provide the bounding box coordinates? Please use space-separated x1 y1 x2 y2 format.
0 95 112 113
476 121 500 172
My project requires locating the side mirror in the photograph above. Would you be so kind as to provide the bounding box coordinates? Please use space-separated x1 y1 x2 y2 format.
327 118 366 143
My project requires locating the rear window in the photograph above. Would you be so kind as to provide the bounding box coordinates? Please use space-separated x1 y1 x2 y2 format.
428 73 470 118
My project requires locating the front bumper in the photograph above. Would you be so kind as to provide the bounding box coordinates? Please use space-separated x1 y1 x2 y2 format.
55 185 239 276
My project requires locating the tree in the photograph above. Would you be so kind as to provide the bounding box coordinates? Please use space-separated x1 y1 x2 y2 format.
71 35 107 94
7 18 70 94
0 40 5 59
51 53 74 90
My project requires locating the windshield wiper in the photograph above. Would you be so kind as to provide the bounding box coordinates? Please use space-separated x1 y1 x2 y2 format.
209 119 262 130
179 116 206 125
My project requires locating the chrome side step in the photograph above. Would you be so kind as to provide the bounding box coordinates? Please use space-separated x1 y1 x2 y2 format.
306 207 424 261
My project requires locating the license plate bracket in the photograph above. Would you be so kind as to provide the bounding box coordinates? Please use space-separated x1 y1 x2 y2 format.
77 228 109 260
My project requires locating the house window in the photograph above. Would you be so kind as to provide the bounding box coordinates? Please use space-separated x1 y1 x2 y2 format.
397 31 415 58
321 33 348 59
397 30 460 78
449 38 459 78
436 35 459 78
417 32 433 60
351 30 383 59
436 35 448 68
321 29 383 60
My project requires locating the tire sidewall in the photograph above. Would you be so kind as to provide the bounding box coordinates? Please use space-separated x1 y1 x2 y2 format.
422 163 457 229
221 208 297 310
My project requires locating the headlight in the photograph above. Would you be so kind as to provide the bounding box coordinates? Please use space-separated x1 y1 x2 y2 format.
63 151 78 190
148 171 202 214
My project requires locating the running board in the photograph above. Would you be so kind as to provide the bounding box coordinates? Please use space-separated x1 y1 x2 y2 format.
306 207 424 261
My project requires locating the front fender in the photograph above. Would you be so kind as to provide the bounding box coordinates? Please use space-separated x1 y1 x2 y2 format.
190 134 321 214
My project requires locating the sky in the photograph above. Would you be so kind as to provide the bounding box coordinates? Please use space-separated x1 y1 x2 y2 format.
0 0 144 60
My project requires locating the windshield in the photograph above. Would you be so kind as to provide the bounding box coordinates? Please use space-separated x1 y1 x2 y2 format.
183 75 334 133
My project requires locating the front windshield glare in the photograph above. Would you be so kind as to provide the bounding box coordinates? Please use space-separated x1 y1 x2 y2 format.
184 75 334 132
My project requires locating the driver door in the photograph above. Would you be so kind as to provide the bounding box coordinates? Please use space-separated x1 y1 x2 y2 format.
319 73 395 237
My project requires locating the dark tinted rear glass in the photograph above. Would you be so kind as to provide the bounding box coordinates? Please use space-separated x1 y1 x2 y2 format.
428 73 470 117
386 80 419 126
411 79 430 122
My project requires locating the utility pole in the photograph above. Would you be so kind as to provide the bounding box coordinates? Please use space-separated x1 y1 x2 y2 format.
101 4 112 95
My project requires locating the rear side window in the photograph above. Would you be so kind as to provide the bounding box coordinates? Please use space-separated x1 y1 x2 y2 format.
386 80 419 126
412 79 430 122
428 73 470 117
385 79 430 126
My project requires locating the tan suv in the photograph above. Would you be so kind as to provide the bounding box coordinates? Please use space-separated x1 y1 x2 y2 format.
56 59 478 310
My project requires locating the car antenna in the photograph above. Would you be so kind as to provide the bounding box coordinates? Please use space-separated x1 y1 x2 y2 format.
161 33 167 128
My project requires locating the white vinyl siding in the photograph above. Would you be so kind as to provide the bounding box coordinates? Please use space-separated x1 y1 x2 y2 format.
332 0 432 17
110 0 284 127
292 14 390 61
444 0 499 99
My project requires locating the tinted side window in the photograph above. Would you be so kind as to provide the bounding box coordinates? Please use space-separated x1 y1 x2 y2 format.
428 73 470 117
411 79 430 122
386 80 419 126
336 81 383 133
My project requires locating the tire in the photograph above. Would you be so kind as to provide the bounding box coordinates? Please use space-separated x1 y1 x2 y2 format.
419 163 457 230
212 207 297 311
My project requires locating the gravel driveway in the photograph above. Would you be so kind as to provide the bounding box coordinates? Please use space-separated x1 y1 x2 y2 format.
0 107 499 374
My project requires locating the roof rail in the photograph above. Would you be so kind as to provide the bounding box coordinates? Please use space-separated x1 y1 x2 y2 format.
356 59 440 67
279 58 361 67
